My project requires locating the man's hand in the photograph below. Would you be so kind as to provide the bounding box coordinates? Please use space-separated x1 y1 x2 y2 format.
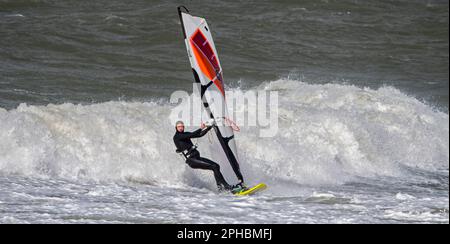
205 118 216 127
200 122 206 129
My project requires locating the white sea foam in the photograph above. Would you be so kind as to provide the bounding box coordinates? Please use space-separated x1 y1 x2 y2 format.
0 80 448 190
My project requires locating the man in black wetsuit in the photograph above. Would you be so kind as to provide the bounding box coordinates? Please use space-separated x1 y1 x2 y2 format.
173 120 236 192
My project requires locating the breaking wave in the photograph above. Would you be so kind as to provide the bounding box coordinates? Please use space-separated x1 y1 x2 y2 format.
0 79 448 189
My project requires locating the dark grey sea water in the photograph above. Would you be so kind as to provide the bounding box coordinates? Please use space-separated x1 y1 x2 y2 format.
1 0 448 110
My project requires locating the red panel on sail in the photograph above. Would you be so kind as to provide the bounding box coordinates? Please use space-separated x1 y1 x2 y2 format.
190 29 225 96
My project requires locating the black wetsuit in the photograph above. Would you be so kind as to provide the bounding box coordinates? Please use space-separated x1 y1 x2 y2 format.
173 126 231 191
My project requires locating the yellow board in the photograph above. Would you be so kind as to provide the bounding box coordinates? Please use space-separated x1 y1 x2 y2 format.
234 183 267 196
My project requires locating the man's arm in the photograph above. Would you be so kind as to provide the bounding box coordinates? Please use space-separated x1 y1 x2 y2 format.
175 128 203 140
176 123 214 140
185 124 213 139
197 125 213 137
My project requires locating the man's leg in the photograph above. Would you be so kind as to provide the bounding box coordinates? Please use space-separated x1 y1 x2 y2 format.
186 156 231 191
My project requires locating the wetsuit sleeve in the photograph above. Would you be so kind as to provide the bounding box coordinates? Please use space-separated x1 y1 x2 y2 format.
174 129 202 140
176 126 213 140
188 127 212 138
197 125 213 137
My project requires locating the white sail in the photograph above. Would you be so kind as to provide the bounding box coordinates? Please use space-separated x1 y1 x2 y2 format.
178 6 244 184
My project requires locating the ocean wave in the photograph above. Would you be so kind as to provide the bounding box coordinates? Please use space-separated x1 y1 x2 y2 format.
0 79 448 188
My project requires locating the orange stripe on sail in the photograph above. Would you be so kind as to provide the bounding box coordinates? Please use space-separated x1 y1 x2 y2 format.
190 29 225 97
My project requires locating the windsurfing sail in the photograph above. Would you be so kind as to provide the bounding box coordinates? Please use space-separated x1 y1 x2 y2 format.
177 6 244 185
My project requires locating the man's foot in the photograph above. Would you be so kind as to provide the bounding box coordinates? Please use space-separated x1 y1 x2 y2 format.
230 183 247 194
